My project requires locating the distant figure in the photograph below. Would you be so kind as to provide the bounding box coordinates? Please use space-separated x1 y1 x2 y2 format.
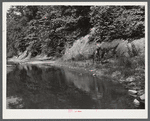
92 48 101 64
93 42 120 64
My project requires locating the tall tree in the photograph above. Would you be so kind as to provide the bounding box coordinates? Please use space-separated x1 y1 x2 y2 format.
90 6 145 42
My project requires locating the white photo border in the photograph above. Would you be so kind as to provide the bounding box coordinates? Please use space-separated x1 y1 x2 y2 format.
3 2 148 119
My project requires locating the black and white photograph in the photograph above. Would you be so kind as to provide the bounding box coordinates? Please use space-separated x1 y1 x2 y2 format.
3 2 148 119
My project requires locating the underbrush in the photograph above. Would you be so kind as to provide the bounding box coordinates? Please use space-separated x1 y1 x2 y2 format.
106 55 145 77
59 54 145 76
58 52 145 84
56 53 145 95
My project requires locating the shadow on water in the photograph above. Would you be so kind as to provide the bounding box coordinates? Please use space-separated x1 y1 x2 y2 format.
7 64 144 109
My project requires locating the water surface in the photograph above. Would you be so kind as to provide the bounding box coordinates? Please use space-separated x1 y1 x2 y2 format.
7 64 144 109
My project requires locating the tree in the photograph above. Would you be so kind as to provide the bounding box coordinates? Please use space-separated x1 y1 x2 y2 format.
90 6 145 42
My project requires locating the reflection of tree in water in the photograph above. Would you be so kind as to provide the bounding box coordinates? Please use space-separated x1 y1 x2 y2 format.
7 65 141 109
90 76 137 109
7 65 96 109
62 69 138 109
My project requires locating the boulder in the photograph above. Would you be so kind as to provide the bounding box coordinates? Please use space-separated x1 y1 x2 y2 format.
128 90 137 95
133 99 140 107
131 38 145 56
116 40 130 57
137 90 144 96
127 43 133 53
63 27 97 61
140 94 145 101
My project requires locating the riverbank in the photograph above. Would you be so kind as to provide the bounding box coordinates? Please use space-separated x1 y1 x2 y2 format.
55 59 145 107
7 57 145 107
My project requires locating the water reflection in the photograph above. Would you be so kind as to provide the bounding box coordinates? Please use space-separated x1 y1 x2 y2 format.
7 64 143 109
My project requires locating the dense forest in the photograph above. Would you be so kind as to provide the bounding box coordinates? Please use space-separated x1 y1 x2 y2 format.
7 5 145 60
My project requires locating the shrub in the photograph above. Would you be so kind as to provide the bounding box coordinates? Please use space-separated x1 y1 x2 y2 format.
118 57 132 68
131 55 145 67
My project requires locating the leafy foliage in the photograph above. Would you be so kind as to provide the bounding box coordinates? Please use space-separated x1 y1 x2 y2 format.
90 6 145 42
7 5 145 59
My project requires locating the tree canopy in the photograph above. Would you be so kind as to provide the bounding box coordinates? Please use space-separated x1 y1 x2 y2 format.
7 5 145 58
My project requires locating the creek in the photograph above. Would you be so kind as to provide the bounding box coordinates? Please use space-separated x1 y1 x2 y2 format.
6 63 144 109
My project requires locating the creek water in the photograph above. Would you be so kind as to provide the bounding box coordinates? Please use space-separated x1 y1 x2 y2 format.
6 63 144 109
